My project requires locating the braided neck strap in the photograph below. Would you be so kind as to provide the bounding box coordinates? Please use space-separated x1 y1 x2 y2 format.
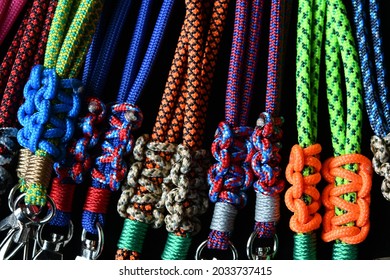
116 0 230 260
0 0 28 46
284 0 325 260
0 0 57 203
16 0 104 207
320 0 372 260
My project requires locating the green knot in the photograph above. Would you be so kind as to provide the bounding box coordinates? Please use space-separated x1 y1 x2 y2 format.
293 232 317 260
333 242 358 260
25 183 47 206
117 219 149 254
161 233 192 260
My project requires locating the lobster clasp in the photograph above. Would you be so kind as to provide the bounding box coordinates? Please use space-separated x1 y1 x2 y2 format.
75 223 104 260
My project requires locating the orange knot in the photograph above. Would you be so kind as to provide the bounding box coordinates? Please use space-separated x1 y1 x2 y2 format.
285 144 322 233
321 154 373 244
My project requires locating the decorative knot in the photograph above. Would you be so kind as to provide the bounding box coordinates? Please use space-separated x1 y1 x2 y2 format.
207 121 254 208
0 127 18 193
285 144 322 233
321 154 372 244
92 103 143 191
164 144 209 235
251 112 284 195
117 134 176 229
17 65 82 160
371 134 390 201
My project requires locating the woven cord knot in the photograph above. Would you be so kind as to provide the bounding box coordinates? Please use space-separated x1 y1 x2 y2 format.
0 127 18 194
285 144 322 233
118 134 176 228
371 134 390 200
165 144 209 236
321 154 372 244
207 122 254 249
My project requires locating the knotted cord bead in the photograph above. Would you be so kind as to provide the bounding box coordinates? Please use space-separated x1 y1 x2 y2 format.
0 127 18 195
251 112 284 238
207 121 254 249
321 154 372 244
370 134 390 201
285 144 322 234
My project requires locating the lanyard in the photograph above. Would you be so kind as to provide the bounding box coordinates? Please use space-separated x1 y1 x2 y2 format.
80 0 174 260
248 0 291 260
320 0 372 260
116 0 230 260
285 0 325 260
0 0 28 46
0 0 56 206
353 1 390 201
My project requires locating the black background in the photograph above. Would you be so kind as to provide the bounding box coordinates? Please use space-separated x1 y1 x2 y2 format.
1 0 390 260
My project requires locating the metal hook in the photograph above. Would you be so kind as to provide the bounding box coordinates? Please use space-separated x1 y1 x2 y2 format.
75 223 104 260
195 239 238 260
246 232 278 260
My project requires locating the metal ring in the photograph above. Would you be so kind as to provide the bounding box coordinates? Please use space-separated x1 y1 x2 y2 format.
37 220 74 249
246 231 279 260
7 183 21 211
80 223 104 260
195 239 238 260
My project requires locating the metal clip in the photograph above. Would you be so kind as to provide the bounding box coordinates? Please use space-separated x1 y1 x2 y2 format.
75 223 104 260
246 232 278 260
33 221 74 260
195 239 238 260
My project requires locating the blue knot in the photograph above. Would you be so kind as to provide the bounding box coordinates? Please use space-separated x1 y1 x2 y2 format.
207 122 254 208
92 103 143 191
17 65 82 160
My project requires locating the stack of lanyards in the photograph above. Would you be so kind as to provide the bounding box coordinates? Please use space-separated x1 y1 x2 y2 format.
32 1 132 260
247 0 292 260
116 0 230 260
320 0 372 260
284 0 325 260
197 0 263 260
0 0 103 260
0 0 27 46
80 0 175 260
0 0 57 208
353 1 390 204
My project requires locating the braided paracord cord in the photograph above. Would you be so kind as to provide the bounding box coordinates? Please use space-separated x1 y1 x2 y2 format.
350 0 390 201
16 0 104 207
0 0 28 46
321 0 372 260
284 0 325 260
0 0 57 205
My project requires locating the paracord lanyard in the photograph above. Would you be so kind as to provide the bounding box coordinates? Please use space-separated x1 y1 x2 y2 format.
31 1 132 260
116 0 229 260
0 0 27 46
247 0 291 260
1 0 103 260
285 0 325 260
196 0 261 260
321 0 372 260
352 1 390 202
80 0 174 260
0 0 56 207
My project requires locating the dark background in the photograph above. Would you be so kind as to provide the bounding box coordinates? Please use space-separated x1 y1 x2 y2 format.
1 0 390 260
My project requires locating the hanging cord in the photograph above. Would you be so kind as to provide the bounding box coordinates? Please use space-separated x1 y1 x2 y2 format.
47 1 131 233
284 0 325 260
205 0 261 255
351 1 390 201
0 0 28 46
79 0 174 259
16 0 104 208
0 0 57 203
116 0 230 260
248 0 292 260
321 0 372 260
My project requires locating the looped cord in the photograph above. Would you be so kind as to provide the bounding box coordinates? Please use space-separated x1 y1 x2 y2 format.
0 127 18 192
371 134 390 200
164 145 209 235
17 65 82 159
321 154 372 244
208 121 254 207
285 144 322 233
